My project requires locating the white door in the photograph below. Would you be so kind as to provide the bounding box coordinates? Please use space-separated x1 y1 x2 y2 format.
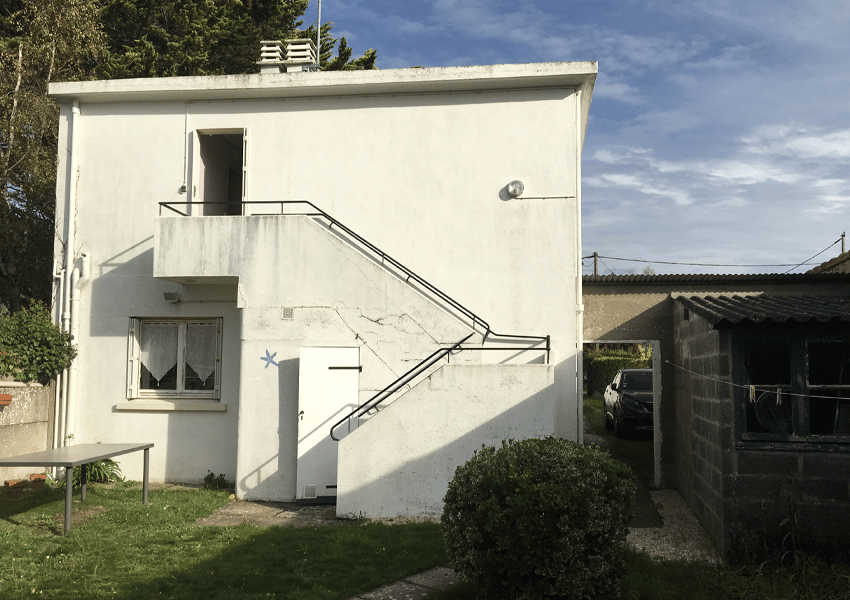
296 347 360 500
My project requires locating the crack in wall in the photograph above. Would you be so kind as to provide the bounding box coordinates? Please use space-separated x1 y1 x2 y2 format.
298 305 400 380
357 310 441 346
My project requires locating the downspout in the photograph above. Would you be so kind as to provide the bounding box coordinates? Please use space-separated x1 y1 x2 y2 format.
51 260 65 458
61 100 80 447
66 253 90 445
575 88 584 445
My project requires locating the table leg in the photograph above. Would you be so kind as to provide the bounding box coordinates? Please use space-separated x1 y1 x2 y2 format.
80 463 87 503
64 467 73 534
143 448 150 505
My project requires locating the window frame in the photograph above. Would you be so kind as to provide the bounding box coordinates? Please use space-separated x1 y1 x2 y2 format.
127 317 222 401
737 333 850 443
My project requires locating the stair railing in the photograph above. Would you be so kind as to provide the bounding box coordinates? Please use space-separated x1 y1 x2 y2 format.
159 200 491 336
158 200 551 441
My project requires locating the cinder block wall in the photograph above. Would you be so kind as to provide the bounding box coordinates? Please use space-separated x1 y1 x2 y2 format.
0 382 55 481
724 448 850 558
672 302 733 554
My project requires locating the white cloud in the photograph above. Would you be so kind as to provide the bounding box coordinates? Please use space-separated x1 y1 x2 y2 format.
742 127 850 159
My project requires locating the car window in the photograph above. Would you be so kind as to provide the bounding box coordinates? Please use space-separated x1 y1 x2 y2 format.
621 371 652 391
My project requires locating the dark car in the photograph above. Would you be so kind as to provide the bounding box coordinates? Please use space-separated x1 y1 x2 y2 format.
603 369 653 438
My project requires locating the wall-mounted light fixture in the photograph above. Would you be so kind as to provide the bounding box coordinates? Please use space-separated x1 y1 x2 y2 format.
506 180 525 198
163 292 180 304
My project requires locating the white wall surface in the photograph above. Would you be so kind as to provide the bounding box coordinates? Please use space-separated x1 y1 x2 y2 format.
337 363 555 518
51 64 590 492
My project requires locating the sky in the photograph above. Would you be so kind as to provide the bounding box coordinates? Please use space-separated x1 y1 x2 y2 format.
303 0 850 275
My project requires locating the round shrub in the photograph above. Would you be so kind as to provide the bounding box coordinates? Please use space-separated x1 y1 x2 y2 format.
442 438 635 600
0 302 77 383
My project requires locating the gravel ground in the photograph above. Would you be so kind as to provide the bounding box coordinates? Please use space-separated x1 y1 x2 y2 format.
627 488 721 564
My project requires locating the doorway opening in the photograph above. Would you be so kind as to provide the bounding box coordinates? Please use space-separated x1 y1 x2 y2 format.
192 129 246 216
583 340 661 490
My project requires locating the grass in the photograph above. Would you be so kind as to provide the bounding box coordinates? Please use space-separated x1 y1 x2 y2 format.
0 482 446 599
583 393 654 486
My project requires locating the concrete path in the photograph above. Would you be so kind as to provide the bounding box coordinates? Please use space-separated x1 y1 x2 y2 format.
344 567 458 599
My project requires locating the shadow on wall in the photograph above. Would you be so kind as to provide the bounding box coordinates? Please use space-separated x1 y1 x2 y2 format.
338 366 556 518
237 358 299 499
87 246 155 338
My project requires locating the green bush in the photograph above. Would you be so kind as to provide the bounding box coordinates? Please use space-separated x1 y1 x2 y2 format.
585 349 650 395
442 438 635 600
0 302 76 383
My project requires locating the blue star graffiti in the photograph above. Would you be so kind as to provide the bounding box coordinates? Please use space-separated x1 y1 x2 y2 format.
261 349 278 369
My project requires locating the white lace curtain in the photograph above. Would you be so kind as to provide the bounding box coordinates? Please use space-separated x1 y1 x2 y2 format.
140 323 178 383
186 323 217 384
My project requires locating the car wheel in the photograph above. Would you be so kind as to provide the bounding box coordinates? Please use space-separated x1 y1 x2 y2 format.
604 411 613 430
614 408 627 439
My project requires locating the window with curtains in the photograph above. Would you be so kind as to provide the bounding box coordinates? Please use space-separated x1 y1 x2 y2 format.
127 318 222 400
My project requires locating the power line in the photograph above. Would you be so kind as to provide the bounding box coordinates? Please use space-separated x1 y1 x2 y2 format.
782 238 842 274
583 237 843 270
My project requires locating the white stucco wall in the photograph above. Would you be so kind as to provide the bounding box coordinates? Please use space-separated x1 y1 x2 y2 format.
337 363 556 517
50 63 594 491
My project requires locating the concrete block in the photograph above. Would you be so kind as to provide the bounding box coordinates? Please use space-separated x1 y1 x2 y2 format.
737 451 797 476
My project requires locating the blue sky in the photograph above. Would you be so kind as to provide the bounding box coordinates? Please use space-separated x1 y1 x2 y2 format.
305 0 850 275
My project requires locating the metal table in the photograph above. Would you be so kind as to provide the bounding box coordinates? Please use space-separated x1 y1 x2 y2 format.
0 443 153 534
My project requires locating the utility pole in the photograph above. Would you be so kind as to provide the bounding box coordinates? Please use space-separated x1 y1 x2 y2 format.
593 252 598 276
842 232 846 254
317 0 322 67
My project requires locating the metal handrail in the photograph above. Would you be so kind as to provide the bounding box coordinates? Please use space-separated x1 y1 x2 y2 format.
158 200 551 442
329 332 550 441
159 200 491 336
330 333 475 441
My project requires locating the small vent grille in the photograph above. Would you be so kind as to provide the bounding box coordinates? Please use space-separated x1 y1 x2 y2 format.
281 307 294 320
303 484 317 499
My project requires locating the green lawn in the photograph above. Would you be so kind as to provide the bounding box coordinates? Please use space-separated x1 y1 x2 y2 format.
0 483 446 599
583 393 654 486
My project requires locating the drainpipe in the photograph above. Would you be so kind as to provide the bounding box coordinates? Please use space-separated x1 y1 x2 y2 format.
65 253 90 446
60 100 80 447
575 88 584 445
51 260 65 456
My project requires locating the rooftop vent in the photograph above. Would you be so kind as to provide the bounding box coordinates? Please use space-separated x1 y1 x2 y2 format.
258 39 317 74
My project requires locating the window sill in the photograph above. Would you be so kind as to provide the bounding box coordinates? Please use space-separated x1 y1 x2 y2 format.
116 400 227 412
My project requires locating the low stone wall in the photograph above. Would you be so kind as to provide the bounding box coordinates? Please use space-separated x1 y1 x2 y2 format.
0 381 55 481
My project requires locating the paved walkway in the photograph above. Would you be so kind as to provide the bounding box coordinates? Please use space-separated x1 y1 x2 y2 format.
345 567 458 599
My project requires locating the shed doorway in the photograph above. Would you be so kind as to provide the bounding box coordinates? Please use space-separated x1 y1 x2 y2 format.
584 340 661 490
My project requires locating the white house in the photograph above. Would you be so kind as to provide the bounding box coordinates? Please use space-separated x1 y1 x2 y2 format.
49 46 597 517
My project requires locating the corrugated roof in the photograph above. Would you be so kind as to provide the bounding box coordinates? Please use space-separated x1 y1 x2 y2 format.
675 294 850 325
583 272 850 285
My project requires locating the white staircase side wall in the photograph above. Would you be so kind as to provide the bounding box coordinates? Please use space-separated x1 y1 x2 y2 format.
336 363 555 518
155 214 484 501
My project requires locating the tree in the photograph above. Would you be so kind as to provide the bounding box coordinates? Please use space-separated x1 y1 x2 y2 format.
298 22 377 71
1 0 377 312
0 0 104 312
98 1 376 78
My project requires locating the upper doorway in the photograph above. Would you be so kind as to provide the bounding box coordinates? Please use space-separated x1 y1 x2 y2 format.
190 129 246 216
